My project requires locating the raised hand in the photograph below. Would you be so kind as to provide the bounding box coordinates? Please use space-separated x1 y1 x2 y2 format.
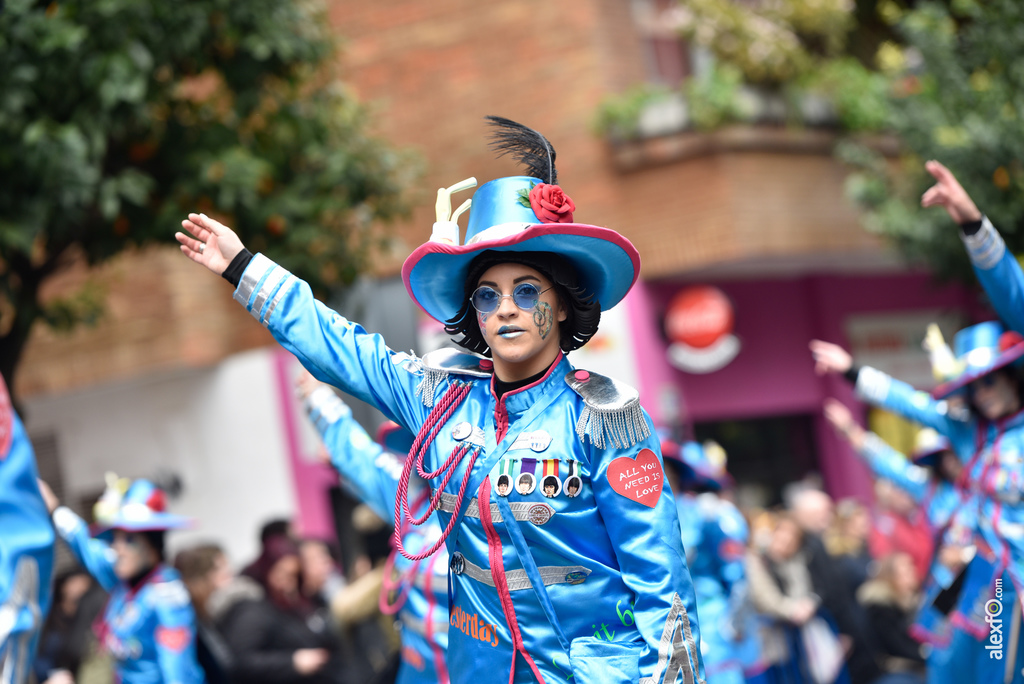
921 160 982 224
809 340 853 376
823 398 865 449
175 213 245 276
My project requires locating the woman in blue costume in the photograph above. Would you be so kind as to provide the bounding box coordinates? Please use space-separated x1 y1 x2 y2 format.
824 405 988 684
298 373 450 684
812 161 1024 683
661 440 766 684
0 374 55 684
39 477 206 684
812 326 1024 683
176 116 705 684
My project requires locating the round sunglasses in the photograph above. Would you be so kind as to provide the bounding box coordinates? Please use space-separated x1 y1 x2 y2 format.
470 283 553 314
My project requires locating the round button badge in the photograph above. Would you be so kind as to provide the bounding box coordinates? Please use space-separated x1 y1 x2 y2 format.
451 422 472 441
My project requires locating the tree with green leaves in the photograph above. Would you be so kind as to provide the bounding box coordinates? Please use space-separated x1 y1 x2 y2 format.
596 0 896 137
601 0 1024 283
840 0 1024 279
0 0 410 397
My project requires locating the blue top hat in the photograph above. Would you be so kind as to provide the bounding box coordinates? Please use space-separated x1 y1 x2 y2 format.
932 321 1024 399
402 118 640 326
92 477 192 536
662 440 734 491
377 420 415 455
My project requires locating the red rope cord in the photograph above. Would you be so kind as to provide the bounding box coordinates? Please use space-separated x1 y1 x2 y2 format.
393 382 479 561
379 490 430 615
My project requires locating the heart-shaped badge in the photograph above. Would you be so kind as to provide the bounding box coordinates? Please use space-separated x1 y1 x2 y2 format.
607 448 664 508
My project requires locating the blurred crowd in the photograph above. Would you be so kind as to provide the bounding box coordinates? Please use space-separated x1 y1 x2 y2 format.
742 483 929 684
33 465 936 684
35 513 403 684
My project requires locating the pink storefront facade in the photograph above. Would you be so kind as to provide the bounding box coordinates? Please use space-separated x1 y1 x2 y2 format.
626 270 986 504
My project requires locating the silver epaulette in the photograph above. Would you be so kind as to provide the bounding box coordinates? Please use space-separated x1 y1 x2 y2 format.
412 347 492 407
565 369 650 449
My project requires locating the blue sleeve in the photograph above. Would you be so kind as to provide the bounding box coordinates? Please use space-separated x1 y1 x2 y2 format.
305 386 402 520
51 507 118 592
235 254 428 434
857 433 931 503
589 412 706 683
963 217 1024 335
0 400 55 680
151 579 203 684
854 366 968 440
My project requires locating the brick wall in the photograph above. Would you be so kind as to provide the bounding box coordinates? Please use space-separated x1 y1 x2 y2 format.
16 247 273 397
330 0 883 277
16 0 887 397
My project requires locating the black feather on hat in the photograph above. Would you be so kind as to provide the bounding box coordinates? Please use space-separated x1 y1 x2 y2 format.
485 115 557 185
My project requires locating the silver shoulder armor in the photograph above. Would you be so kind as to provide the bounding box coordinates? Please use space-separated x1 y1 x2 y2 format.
414 348 492 407
421 348 493 378
565 369 651 449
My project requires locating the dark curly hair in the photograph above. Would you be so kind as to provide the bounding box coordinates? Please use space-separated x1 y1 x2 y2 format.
445 250 601 356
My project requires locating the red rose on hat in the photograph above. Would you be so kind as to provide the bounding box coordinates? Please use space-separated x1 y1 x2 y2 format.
529 183 575 223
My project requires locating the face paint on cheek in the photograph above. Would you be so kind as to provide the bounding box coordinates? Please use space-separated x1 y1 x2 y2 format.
478 311 489 337
533 302 554 340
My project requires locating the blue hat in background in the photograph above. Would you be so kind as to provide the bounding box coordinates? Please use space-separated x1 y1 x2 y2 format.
402 117 640 325
92 475 192 536
376 421 415 455
911 429 952 468
932 321 1024 399
662 439 734 491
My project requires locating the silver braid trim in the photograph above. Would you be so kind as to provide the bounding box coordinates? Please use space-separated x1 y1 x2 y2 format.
855 366 892 404
415 367 449 408
961 217 1005 270
575 401 650 450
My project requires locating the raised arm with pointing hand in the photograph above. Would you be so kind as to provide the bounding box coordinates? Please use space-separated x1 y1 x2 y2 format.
920 160 1024 336
920 160 982 224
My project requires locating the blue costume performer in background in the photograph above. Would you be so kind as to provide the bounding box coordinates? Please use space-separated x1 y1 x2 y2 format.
180 116 706 683
51 477 206 684
0 375 55 684
823 317 1024 683
662 440 763 684
844 424 988 684
813 161 1024 681
303 381 449 684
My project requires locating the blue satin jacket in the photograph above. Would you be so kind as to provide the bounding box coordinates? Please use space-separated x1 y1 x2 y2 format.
51 507 205 684
0 379 55 684
305 386 449 684
961 216 1024 335
675 493 757 683
236 254 705 684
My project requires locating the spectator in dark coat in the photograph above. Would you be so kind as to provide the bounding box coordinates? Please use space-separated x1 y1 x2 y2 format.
241 519 293 581
34 568 93 683
791 487 882 684
826 498 874 594
176 544 236 684
218 536 362 684
857 553 925 684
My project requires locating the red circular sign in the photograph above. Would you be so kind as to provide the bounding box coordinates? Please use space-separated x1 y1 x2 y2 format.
665 286 734 349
